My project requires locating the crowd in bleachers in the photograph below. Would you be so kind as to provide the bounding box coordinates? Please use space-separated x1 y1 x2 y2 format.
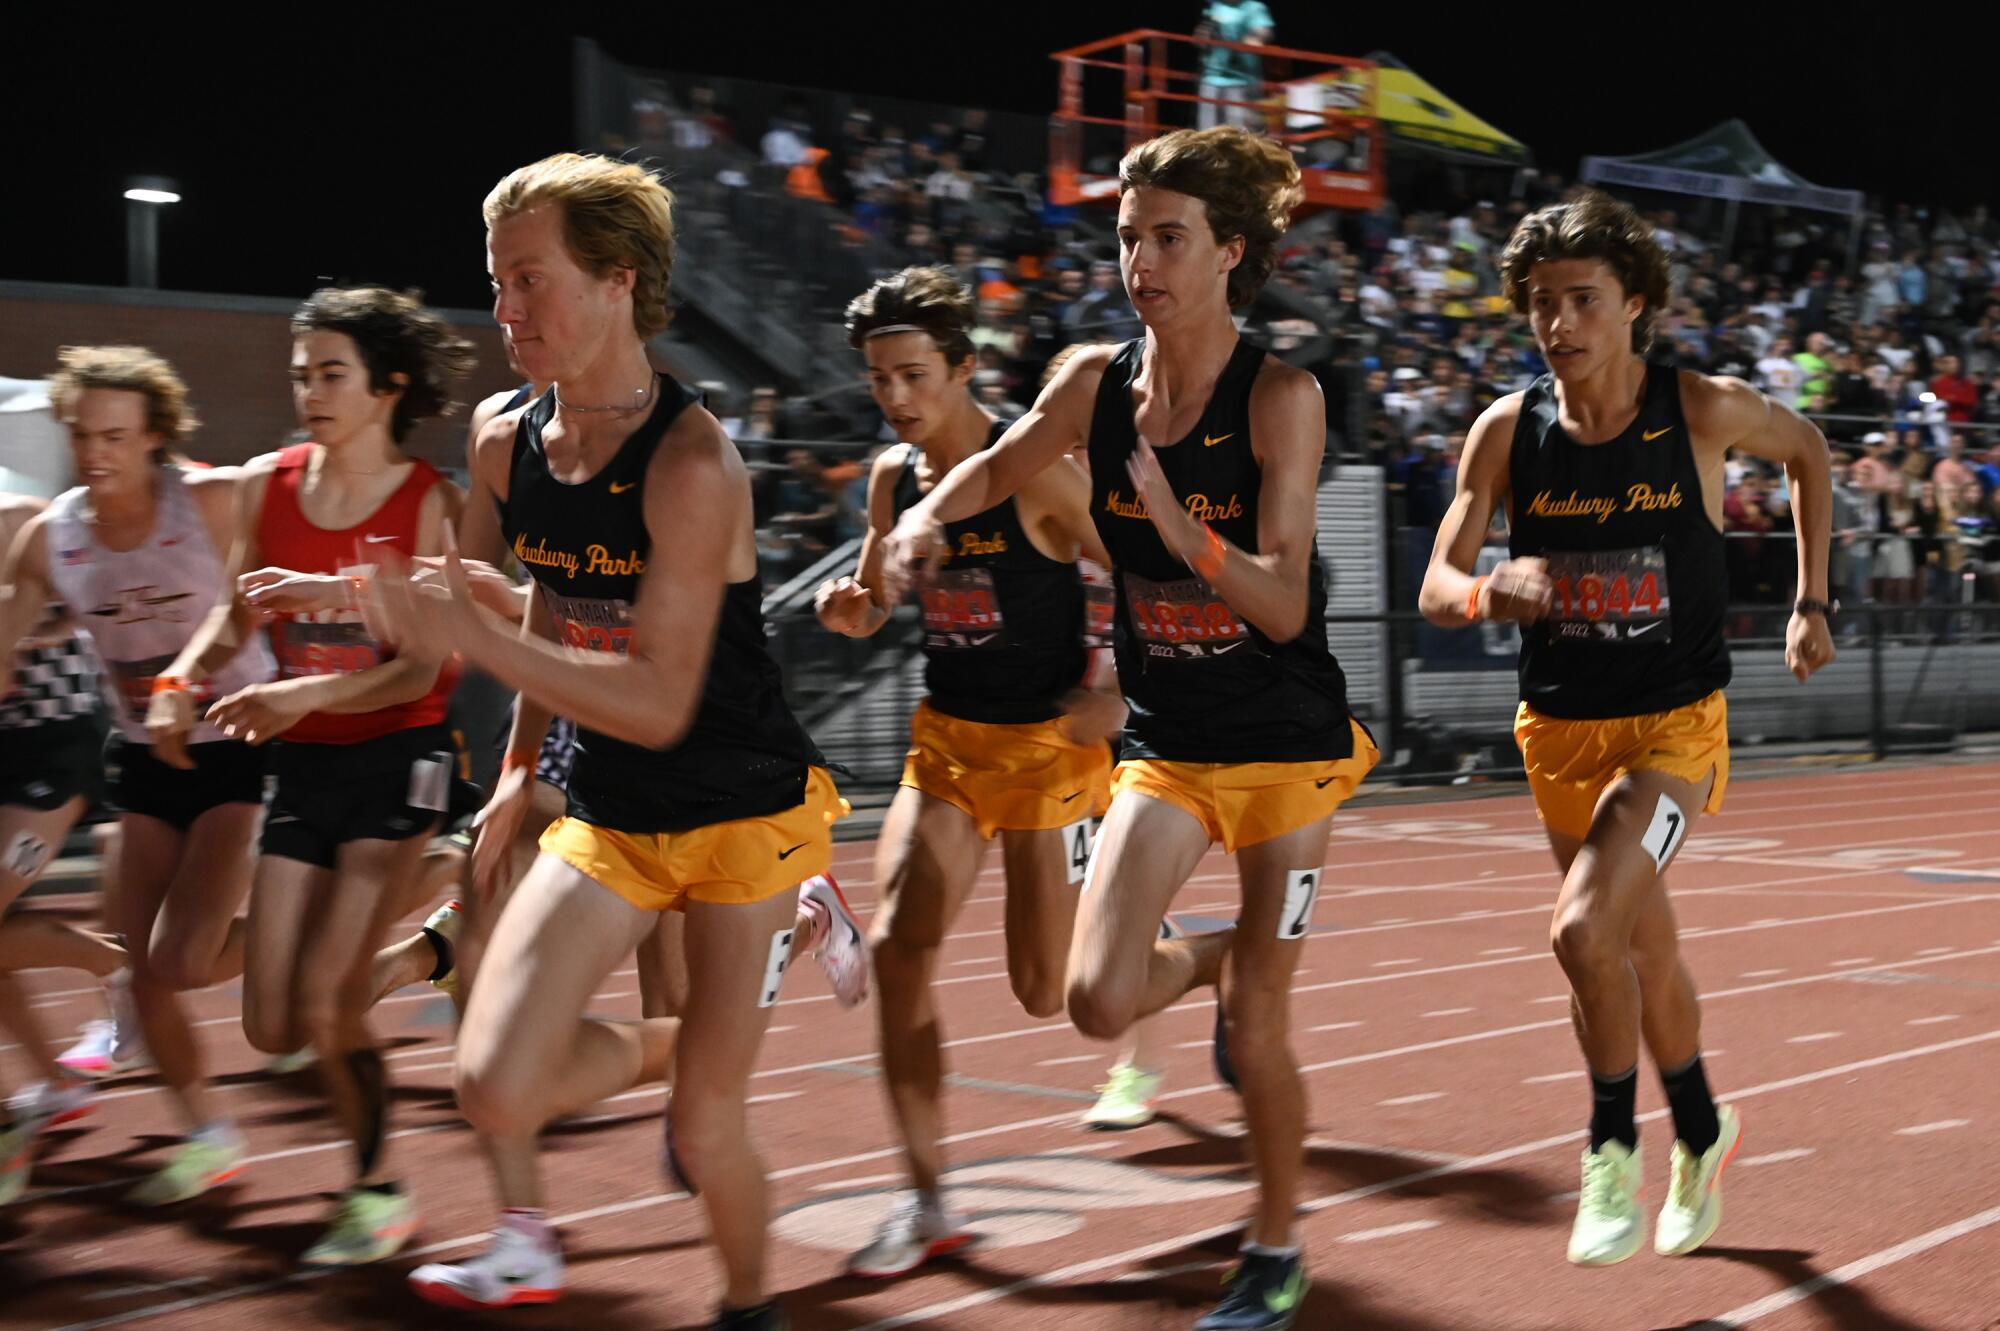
666 85 2000 607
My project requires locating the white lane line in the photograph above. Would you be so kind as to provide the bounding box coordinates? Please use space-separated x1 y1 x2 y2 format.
1037 1054 1102 1067
1915 946 1956 956
1736 1148 1817 1167
1894 1119 1970 1136
1533 995 1572 1004
1371 958 1421 968
847 1031 2000 1331
1338 1219 1442 1243
1740 968 1787 978
1907 1014 1960 1026
1372 918 1411 925
952 956 999 966
811 1172 904 1192
1787 1032 1843 1044
1481 946 1525 956
1422 1008 1475 1018
1689 1203 2000 1328
1523 1072 1577 1085
1308 1021 1364 1032
1378 1092 1446 1106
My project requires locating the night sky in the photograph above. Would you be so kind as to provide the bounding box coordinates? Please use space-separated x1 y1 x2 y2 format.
6 3 1983 312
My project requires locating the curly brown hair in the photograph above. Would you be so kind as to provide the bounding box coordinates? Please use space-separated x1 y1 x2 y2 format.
484 153 676 341
1499 190 1672 354
48 346 198 460
844 266 976 367
291 287 476 442
1117 127 1303 309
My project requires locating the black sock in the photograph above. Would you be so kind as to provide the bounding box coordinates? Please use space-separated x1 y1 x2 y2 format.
1588 1066 1638 1152
419 925 454 982
1659 1054 1721 1156
346 1048 388 1177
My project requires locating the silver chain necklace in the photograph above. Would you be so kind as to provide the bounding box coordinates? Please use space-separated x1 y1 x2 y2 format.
554 372 658 414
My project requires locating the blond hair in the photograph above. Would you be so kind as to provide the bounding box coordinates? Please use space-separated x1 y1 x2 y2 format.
48 346 198 453
1119 127 1303 309
484 153 676 340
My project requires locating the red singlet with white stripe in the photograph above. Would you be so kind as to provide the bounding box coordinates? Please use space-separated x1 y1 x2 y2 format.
254 443 456 744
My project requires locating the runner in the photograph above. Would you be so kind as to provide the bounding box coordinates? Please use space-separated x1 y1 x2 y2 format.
880 127 1374 1331
1418 188 1835 1264
817 271 1159 1276
3 346 272 1203
152 285 473 1263
366 153 842 1328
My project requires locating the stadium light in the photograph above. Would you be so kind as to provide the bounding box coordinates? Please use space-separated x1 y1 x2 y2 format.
123 175 180 289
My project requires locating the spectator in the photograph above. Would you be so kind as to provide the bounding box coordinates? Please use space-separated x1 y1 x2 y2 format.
1064 260 1141 342
1195 1 1274 129
1929 353 1979 422
761 101 812 167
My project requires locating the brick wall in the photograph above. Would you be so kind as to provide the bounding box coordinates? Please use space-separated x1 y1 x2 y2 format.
0 282 520 469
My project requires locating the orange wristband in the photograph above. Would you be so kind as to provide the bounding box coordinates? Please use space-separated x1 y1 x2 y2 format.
501 750 536 779
1465 576 1488 623
1190 525 1228 583
150 674 191 697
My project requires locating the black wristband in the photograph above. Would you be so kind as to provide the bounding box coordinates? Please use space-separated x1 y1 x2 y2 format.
1793 598 1838 617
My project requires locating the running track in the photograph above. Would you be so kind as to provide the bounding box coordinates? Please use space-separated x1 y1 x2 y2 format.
4 761 1999 1330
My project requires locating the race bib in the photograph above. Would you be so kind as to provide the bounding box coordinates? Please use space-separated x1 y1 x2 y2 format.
271 620 383 678
1123 571 1257 661
1544 546 1671 644
543 587 635 656
919 568 1008 651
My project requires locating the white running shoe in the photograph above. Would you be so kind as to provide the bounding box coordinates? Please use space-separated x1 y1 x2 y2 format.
1081 1063 1165 1130
1567 1139 1645 1266
7 1078 93 1130
844 1192 975 1278
1656 1105 1743 1256
410 1216 565 1309
799 874 869 1009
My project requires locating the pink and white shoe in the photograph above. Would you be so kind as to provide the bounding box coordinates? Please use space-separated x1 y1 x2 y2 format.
798 874 869 1008
410 1214 564 1309
57 970 147 1078
7 1078 93 1130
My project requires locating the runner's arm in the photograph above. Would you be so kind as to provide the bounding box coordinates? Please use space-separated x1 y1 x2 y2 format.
165 462 274 683
0 509 54 677
498 589 558 769
1419 394 1520 626
814 446 904 638
450 413 744 750
1692 375 1833 605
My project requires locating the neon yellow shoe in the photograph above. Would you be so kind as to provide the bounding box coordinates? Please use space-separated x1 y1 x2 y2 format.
1656 1104 1743 1255
127 1130 247 1206
302 1186 418 1265
1081 1064 1164 1130
1567 1140 1645 1266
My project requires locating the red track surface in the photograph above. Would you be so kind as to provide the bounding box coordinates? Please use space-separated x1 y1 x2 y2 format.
5 761 2000 1330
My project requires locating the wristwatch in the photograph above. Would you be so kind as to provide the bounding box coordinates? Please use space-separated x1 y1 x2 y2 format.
1793 598 1839 617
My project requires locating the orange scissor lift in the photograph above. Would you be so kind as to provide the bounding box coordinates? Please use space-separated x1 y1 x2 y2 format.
1048 28 1387 214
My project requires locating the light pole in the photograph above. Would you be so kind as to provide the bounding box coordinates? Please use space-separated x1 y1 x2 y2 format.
123 175 180 289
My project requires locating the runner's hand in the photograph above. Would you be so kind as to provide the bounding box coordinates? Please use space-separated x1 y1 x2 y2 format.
144 687 199 770
1059 688 1128 745
815 577 876 636
470 761 532 901
412 556 523 619
1786 609 1835 682
877 509 948 605
239 568 348 616
205 679 313 746
1477 557 1552 622
1124 440 1204 564
360 522 477 662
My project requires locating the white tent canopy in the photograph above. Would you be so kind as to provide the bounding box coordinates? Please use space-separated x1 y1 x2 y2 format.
1581 119 1862 216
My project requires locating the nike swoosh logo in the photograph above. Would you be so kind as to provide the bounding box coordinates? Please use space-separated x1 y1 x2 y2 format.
609 481 637 494
777 842 808 860
364 534 398 543
1629 621 1664 636
1211 641 1246 655
1061 791 1083 803
1642 427 1673 441
1203 432 1233 448
1315 777 1337 789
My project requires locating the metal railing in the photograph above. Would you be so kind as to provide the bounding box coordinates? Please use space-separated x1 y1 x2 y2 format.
763 602 2000 798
